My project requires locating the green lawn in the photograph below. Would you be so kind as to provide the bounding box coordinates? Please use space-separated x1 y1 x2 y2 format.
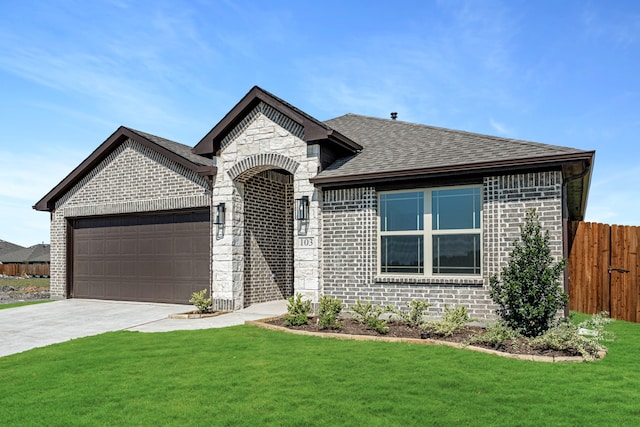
0 300 52 310
0 277 50 289
0 314 637 426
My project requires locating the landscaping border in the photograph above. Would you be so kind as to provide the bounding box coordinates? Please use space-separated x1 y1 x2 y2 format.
247 318 606 363
168 311 229 319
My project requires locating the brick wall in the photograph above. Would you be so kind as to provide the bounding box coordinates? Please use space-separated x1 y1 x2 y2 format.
321 170 564 320
484 171 564 276
243 170 294 306
49 138 210 299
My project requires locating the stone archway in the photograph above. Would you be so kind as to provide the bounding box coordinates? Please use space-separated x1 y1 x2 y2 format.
230 154 299 307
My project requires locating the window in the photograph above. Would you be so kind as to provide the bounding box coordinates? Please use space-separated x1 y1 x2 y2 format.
379 186 482 277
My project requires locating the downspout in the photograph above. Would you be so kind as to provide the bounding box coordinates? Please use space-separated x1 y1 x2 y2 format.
562 161 591 317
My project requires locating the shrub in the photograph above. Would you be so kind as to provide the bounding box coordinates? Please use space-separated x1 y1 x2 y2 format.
189 289 212 313
350 300 389 334
318 296 343 330
422 305 471 337
284 293 312 326
387 300 432 328
489 209 568 337
532 312 614 361
466 320 521 349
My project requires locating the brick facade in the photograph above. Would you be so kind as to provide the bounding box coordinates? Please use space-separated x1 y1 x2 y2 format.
321 170 563 320
45 101 566 320
243 170 294 306
49 139 210 299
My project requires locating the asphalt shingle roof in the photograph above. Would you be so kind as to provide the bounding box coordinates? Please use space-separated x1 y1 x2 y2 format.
0 240 24 257
316 114 590 180
0 244 50 263
126 128 211 167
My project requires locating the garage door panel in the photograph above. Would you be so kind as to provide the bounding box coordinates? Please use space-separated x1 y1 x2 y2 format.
155 260 173 277
139 239 154 255
155 237 173 254
105 240 121 255
89 261 104 276
90 240 105 256
121 239 137 255
175 237 193 254
87 281 105 298
120 260 136 277
104 260 120 276
193 236 209 253
72 210 209 304
193 259 210 277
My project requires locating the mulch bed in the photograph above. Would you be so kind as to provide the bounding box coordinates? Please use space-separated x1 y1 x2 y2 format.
266 316 582 359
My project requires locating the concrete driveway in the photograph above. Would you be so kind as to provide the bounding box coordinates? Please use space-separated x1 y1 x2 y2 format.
0 299 287 358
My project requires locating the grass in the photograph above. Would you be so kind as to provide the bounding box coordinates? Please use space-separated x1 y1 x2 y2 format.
0 277 50 289
0 300 52 310
0 313 637 426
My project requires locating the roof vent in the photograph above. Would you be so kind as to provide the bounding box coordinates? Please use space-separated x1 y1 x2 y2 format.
390 112 398 120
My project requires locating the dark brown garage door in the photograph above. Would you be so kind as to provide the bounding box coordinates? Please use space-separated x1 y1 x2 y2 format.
70 210 210 304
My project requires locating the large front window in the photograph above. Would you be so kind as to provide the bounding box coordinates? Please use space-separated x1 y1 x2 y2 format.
379 186 482 277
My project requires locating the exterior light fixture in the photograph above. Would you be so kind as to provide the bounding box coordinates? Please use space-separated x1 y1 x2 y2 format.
214 203 225 225
295 196 309 221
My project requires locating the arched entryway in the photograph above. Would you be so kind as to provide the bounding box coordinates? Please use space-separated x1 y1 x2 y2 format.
229 153 300 308
242 169 294 306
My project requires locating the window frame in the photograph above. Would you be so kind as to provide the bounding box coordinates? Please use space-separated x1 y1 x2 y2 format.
377 185 483 279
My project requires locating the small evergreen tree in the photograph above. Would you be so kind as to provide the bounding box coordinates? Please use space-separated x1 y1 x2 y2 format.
489 209 568 337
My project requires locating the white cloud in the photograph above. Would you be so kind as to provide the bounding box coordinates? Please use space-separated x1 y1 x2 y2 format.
585 165 640 226
0 146 86 246
0 197 51 247
581 4 640 46
489 118 511 135
295 1 521 127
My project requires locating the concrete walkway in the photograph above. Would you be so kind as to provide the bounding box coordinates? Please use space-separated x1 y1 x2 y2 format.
0 299 287 358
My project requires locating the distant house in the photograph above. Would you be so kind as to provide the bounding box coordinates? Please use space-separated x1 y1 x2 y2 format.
0 244 50 264
0 239 24 258
0 243 50 277
34 86 594 319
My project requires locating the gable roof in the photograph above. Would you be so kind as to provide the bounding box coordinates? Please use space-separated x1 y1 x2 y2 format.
311 114 594 186
192 86 362 157
34 126 216 212
0 244 50 263
0 240 24 257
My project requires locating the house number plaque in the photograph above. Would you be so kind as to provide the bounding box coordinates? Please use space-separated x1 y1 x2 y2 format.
299 237 314 247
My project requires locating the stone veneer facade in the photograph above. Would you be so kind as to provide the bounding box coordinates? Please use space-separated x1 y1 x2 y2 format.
49 139 210 299
210 102 322 310
321 171 563 320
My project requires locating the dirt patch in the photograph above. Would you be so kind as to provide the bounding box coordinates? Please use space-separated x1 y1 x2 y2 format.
265 316 589 359
0 285 50 304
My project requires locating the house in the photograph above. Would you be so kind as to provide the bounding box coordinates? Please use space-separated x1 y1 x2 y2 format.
0 239 24 258
0 242 50 277
34 86 594 319
0 243 50 264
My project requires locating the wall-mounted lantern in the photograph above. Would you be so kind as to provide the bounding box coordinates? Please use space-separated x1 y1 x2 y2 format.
295 196 309 221
213 203 225 225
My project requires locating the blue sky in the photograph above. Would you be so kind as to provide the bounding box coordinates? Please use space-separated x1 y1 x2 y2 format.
1 0 639 247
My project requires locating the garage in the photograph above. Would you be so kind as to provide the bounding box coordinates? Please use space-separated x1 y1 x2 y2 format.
70 210 210 304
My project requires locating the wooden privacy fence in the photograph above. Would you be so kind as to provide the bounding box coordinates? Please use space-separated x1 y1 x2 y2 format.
0 263 50 277
568 222 639 323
